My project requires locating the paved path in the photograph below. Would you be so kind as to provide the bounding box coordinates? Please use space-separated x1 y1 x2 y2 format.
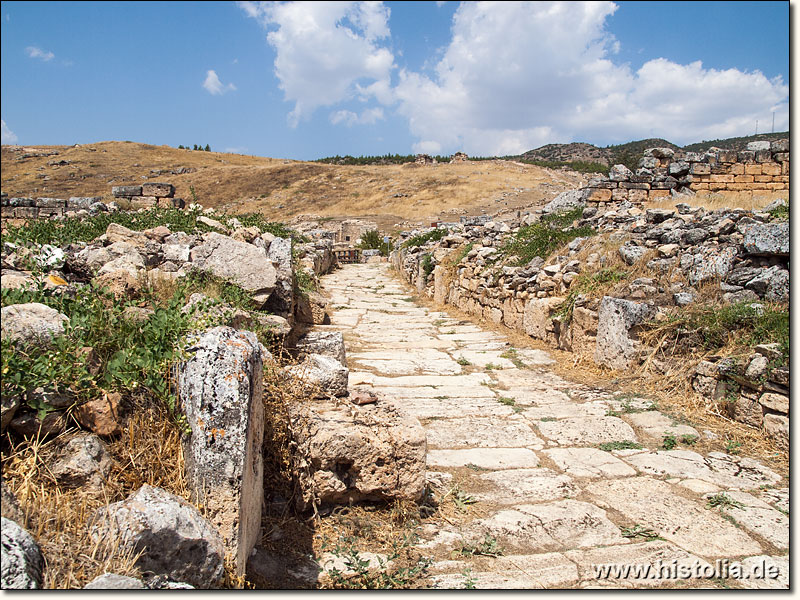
318 263 789 589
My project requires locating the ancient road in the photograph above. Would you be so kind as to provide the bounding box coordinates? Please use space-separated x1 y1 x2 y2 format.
318 263 788 589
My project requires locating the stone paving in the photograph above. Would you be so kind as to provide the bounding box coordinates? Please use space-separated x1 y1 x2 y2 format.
318 263 789 589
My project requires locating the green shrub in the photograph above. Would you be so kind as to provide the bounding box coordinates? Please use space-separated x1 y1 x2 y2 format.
498 208 594 266
421 254 435 280
402 228 449 249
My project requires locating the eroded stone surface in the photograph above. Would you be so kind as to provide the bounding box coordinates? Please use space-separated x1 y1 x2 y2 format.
587 477 762 557
427 448 540 469
476 500 629 552
425 417 542 449
536 417 638 446
475 468 579 504
543 448 636 479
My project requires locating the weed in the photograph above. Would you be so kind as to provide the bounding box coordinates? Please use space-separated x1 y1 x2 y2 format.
621 524 661 541
706 493 745 511
597 441 643 452
461 568 477 589
465 463 489 472
661 434 678 450
322 534 432 589
680 434 698 446
456 535 504 558
725 440 742 455
453 242 474 265
421 254 435 281
500 347 526 369
497 397 515 406
767 203 789 221
484 362 498 371
642 302 789 366
539 416 557 422
456 357 471 366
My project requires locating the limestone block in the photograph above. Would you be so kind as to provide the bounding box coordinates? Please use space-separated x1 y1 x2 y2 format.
141 182 175 198
91 485 224 588
190 232 277 307
111 185 142 197
1 303 69 347
763 414 788 451
594 297 656 370
178 327 265 577
289 400 426 508
523 297 564 343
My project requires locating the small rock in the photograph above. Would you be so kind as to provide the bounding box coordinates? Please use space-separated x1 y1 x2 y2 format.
75 392 123 436
84 573 146 589
1 517 44 589
51 434 113 489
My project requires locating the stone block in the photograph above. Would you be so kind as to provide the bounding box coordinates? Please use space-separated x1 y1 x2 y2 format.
179 327 265 577
1 518 44 589
760 162 781 176
141 182 175 198
129 196 157 209
523 297 564 343
759 393 788 414
709 174 734 183
716 149 737 163
628 188 648 203
690 163 710 175
13 207 38 219
734 175 754 183
289 400 426 509
729 163 745 175
764 414 788 452
754 149 772 163
594 297 657 370
585 188 612 202
745 164 762 175
111 185 142 197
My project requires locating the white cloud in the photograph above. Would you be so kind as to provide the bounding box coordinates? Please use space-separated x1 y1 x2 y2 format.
203 70 237 95
392 1 789 154
26 46 54 61
239 1 394 126
330 107 384 126
1 119 18 144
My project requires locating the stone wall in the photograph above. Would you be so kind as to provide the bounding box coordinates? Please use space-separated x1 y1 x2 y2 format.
1 194 113 219
112 183 185 210
391 201 789 448
582 140 789 210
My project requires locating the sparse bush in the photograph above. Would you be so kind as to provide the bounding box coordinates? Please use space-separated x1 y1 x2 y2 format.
499 208 594 266
402 228 449 249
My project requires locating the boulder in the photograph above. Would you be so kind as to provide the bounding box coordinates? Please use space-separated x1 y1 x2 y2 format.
190 233 277 307
51 434 113 489
608 164 634 181
594 296 657 370
687 246 738 286
1 303 69 347
289 400 426 509
295 331 346 366
178 327 266 577
1 517 44 589
75 392 123 437
90 484 224 588
541 189 587 214
84 573 146 589
742 222 789 256
284 354 349 399
618 244 647 265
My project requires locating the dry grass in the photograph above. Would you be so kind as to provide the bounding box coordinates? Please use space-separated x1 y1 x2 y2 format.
644 190 788 212
0 401 191 588
1 142 584 233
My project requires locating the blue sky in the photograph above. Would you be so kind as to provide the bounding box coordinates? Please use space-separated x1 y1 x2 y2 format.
0 1 790 160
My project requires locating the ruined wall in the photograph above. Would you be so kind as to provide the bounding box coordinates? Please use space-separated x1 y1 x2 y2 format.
582 140 789 210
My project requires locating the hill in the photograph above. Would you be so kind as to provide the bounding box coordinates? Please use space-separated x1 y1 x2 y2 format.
516 132 788 168
0 142 585 232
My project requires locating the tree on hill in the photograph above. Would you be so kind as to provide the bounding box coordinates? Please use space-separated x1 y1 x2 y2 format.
204 144 211 152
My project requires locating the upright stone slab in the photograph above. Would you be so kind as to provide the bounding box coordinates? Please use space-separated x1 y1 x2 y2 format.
594 296 656 370
265 237 294 317
178 326 265 578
